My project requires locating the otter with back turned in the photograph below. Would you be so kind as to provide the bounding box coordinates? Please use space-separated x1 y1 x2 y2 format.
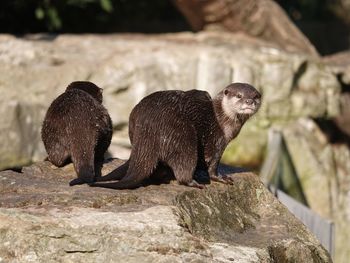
41 81 113 186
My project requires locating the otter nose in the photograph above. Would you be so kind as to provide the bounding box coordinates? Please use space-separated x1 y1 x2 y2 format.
245 99 254 105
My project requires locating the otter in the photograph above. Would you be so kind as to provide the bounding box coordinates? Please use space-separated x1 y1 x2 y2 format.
91 82 261 189
41 81 113 186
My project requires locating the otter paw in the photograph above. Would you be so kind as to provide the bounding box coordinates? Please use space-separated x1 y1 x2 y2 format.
193 169 210 184
186 180 206 189
210 174 234 185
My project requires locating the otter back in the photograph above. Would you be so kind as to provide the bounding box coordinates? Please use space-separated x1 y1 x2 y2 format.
41 81 112 185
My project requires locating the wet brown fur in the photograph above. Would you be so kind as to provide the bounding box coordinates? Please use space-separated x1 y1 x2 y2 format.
41 81 113 185
91 83 261 189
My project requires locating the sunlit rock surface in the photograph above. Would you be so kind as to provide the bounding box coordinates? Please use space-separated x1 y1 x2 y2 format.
0 160 331 262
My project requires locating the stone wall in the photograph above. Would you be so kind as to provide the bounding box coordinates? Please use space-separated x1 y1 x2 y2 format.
0 32 340 169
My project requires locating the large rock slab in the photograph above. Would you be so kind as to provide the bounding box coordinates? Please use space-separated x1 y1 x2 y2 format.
0 160 331 262
173 0 318 56
323 51 350 85
0 32 340 170
283 118 350 263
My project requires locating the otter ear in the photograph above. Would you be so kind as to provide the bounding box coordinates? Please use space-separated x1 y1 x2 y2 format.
224 89 229 96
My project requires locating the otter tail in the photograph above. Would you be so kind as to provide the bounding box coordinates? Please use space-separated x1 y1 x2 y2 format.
69 145 96 186
90 154 155 189
70 164 95 186
94 160 129 182
89 178 141 189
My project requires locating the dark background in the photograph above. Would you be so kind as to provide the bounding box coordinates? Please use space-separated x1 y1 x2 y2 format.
1 0 349 55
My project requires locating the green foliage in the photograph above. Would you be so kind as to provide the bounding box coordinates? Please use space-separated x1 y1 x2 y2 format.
100 0 114 13
33 0 113 31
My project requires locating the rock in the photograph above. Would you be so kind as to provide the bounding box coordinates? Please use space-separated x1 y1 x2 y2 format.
282 118 350 263
323 51 350 87
323 51 350 139
283 119 335 217
222 121 268 168
334 93 350 137
0 101 46 169
0 32 340 170
0 160 331 262
327 0 350 29
172 0 318 56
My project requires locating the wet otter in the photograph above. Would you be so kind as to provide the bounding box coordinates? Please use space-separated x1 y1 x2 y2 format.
91 82 261 189
41 81 113 186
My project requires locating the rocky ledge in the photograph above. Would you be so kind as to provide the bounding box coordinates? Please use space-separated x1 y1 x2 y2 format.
0 160 331 262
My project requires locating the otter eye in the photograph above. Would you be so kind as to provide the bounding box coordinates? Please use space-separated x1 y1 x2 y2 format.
224 90 229 96
236 94 242 99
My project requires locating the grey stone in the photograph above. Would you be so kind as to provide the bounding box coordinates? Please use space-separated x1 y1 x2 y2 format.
0 160 331 262
282 118 350 262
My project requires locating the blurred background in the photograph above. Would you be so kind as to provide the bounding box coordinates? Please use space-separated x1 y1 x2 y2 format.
1 0 350 55
0 0 349 262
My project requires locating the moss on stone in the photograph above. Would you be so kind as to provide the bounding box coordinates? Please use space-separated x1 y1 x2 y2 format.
174 181 260 242
222 125 268 168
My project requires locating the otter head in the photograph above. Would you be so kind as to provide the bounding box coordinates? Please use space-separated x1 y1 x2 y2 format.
220 83 261 119
66 81 103 103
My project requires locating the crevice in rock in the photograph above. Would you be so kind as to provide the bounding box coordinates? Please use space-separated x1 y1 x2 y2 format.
313 73 350 150
112 86 129 95
291 60 308 91
314 118 350 147
45 234 69 239
8 167 23 173
113 122 128 132
336 73 350 93
65 249 98 254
